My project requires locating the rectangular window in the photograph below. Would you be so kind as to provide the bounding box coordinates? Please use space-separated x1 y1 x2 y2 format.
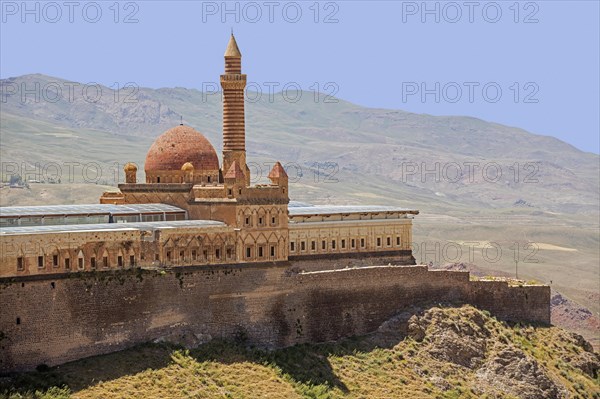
228 188 232 196
387 237 391 246
245 217 251 227
322 240 326 250
78 258 84 269
397 236 401 246
311 241 316 251
117 256 123 267
246 247 252 259
192 249 197 259
377 237 381 247
91 257 96 268
361 238 365 248
203 250 208 260
351 239 356 248
331 240 336 249
301 241 306 251
290 242 295 252
38 256 44 268
341 239 346 249
226 248 232 259
103 256 109 268
215 248 221 259
258 246 264 257
270 245 275 257
129 255 135 266
271 216 276 225
166 251 171 261
17 257 23 270
64 258 70 269
258 217 263 226
53 255 58 267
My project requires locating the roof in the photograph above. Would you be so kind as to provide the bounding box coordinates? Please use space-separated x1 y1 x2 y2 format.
144 125 219 172
0 220 227 236
268 162 288 179
0 203 186 218
288 205 419 217
224 161 245 179
289 201 313 208
224 34 242 57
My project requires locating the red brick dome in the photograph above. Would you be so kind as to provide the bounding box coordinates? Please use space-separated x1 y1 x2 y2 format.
145 125 219 172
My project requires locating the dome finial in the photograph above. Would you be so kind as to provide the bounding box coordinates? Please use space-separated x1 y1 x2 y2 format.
180 115 183 126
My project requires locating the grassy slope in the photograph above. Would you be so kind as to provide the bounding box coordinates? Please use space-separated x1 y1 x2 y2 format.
1 305 598 399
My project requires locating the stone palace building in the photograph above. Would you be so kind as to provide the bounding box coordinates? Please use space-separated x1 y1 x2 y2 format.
0 34 418 278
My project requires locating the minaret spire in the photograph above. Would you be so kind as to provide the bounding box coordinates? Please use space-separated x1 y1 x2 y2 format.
224 33 242 60
221 33 248 185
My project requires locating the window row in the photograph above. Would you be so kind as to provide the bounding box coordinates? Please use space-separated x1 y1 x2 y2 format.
162 246 234 264
243 214 279 228
244 244 278 260
289 235 405 254
150 175 214 184
16 252 136 271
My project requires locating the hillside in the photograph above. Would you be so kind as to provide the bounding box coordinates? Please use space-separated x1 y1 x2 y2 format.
1 305 598 399
1 73 598 348
1 74 598 214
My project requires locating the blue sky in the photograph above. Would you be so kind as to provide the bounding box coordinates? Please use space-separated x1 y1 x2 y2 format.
1 1 599 153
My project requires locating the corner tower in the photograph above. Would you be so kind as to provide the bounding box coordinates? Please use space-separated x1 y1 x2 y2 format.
221 33 250 185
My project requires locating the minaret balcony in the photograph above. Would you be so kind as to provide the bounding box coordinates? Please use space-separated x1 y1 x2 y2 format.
220 74 247 81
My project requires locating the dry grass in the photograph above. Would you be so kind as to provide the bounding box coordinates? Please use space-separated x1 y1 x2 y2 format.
2 305 599 399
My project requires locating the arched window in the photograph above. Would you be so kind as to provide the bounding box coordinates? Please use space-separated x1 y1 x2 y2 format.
102 249 110 268
77 250 85 270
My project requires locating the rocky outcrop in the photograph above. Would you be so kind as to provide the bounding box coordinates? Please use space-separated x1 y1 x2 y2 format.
409 306 490 368
476 347 567 399
373 305 599 398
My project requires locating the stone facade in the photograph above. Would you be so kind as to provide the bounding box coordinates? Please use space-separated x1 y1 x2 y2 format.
0 212 416 278
0 222 240 277
288 212 413 258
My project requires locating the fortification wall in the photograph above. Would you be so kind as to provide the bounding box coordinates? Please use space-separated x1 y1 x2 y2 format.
0 263 550 373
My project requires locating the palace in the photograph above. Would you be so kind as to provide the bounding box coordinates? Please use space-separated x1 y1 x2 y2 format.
0 34 418 278
0 35 550 373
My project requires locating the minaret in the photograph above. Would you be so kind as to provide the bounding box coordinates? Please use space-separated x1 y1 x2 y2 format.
221 33 250 185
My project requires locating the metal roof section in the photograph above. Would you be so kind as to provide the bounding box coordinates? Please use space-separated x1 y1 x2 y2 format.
288 201 314 208
0 203 186 218
288 205 419 216
0 220 227 236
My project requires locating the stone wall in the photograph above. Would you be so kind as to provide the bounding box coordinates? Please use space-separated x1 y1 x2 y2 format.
0 262 550 373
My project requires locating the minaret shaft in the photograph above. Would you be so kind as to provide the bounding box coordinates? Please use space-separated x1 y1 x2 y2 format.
220 34 248 184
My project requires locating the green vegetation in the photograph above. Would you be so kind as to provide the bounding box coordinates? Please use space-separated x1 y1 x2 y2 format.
1 305 598 399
